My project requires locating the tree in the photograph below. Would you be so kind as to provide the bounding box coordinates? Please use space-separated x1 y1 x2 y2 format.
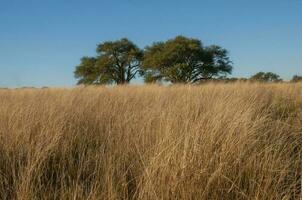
291 75 302 83
74 38 143 85
142 36 232 83
74 57 99 84
250 72 282 83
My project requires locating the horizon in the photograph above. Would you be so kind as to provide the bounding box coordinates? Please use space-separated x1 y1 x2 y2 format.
0 0 301 88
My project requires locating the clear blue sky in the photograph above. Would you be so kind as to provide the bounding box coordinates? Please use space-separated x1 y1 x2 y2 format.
0 0 301 87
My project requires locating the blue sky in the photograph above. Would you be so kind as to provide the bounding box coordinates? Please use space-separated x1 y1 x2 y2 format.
0 0 301 87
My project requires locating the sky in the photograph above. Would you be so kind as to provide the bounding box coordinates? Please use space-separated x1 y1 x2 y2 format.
0 0 301 87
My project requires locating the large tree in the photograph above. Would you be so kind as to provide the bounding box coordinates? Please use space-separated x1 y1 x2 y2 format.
250 72 282 83
142 36 232 83
74 38 143 85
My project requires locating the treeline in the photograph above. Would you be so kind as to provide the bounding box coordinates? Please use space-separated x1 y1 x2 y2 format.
74 36 302 85
214 73 302 83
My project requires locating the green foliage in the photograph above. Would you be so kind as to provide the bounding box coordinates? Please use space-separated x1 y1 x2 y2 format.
142 36 232 83
143 71 162 84
74 38 143 85
74 36 233 85
291 75 302 83
74 57 102 84
250 72 282 83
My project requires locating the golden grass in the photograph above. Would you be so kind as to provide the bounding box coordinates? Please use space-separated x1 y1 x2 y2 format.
0 83 302 199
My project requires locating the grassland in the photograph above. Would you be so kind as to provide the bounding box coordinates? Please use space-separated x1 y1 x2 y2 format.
0 83 301 199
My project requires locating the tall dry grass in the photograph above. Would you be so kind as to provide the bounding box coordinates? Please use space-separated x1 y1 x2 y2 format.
0 83 301 199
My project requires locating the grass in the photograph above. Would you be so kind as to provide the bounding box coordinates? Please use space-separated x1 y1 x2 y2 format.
0 83 301 199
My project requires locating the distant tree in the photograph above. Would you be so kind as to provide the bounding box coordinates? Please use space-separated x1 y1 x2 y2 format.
205 77 248 83
142 36 232 84
224 77 249 82
291 75 302 83
74 38 143 85
250 72 282 83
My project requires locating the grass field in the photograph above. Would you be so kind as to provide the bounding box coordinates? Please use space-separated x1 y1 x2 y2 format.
0 83 302 199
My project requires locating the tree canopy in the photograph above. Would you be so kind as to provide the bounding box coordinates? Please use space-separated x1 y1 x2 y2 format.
250 72 282 83
74 36 233 85
74 38 143 85
142 36 233 83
